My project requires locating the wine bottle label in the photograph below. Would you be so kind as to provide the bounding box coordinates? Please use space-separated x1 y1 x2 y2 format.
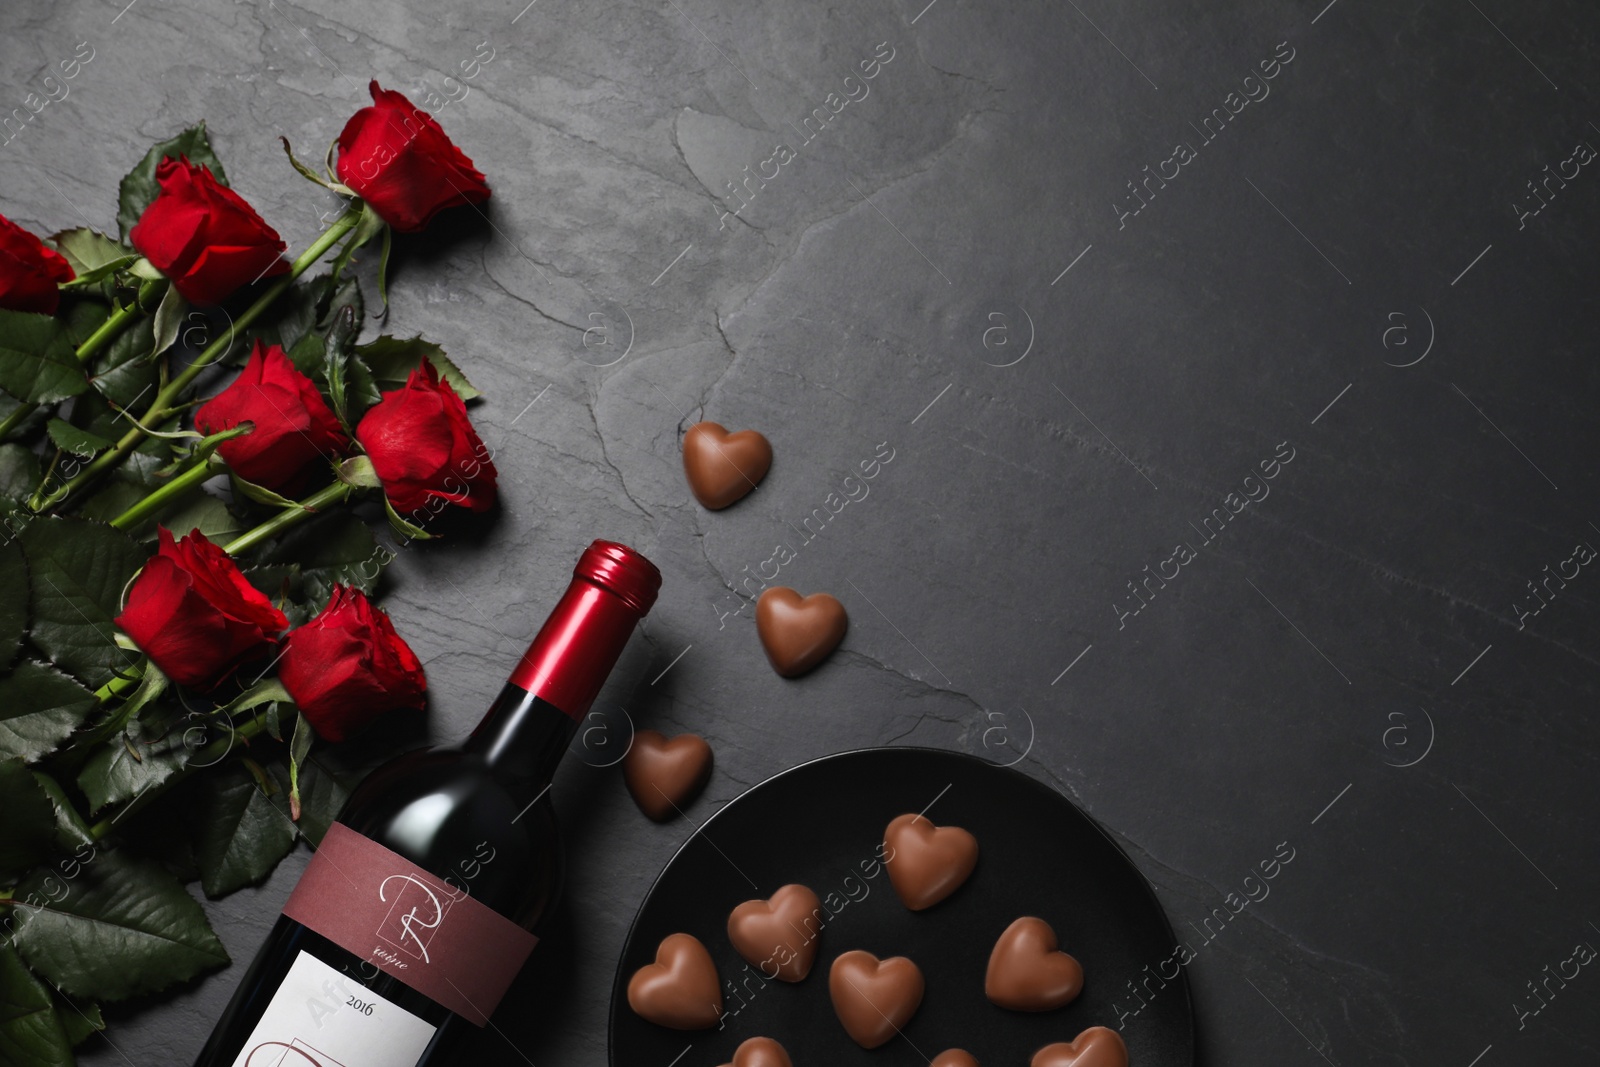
229 950 436 1066
282 823 538 1026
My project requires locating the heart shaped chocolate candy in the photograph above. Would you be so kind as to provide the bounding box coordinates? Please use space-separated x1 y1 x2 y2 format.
623 730 713 822
683 421 772 509
1030 1027 1129 1067
985 916 1084 1011
626 932 722 1030
883 812 979 910
727 883 824 981
931 1051 981 1067
828 949 925 1049
755 587 847 678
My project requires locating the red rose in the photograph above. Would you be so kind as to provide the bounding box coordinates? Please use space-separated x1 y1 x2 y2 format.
129 156 288 306
355 360 497 518
0 213 74 314
194 339 349 493
115 528 288 689
279 586 426 742
334 80 490 233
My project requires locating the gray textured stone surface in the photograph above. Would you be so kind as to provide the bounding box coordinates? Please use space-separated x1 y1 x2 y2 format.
5 0 1600 1063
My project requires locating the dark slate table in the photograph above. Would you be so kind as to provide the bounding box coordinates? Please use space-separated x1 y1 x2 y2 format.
7 0 1599 1064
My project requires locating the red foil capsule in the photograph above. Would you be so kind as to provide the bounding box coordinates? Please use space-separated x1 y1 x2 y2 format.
507 540 661 720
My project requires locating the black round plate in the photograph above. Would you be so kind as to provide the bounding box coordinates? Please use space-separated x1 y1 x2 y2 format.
608 747 1194 1065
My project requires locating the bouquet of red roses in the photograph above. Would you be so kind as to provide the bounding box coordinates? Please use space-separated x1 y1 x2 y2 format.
0 82 502 1065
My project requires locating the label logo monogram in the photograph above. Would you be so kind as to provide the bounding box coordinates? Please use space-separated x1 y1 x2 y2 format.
377 873 467 964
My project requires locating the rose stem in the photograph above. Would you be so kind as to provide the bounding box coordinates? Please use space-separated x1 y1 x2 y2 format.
92 663 146 704
48 661 152 778
32 210 362 512
108 456 223 531
221 479 354 555
0 276 168 442
86 703 279 841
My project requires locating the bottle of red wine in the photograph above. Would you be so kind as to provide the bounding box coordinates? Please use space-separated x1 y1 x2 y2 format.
191 540 661 1067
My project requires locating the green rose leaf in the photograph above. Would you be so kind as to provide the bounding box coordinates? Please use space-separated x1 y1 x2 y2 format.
45 418 114 458
52 991 102 1049
194 760 298 898
76 716 189 815
117 122 228 242
0 444 41 503
257 510 384 602
10 849 229 1001
0 661 97 764
149 283 187 360
74 481 145 527
75 444 179 525
0 758 58 880
0 537 27 667
32 772 94 851
249 280 322 366
73 435 180 527
91 310 158 409
18 518 145 689
356 335 480 402
322 304 360 429
245 272 362 371
0 312 88 405
345 355 377 419
51 229 131 275
63 386 131 453
58 295 111 349
0 945 74 1067
325 357 350 432
51 229 136 288
152 493 245 545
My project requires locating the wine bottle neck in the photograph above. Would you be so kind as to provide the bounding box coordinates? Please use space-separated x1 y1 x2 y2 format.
506 577 645 722
462 545 656 783
461 684 577 787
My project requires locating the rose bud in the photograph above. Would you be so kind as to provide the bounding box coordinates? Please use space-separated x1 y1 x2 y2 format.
194 339 350 493
129 156 288 306
114 528 288 689
355 360 497 519
279 586 426 742
0 214 75 314
334 80 490 233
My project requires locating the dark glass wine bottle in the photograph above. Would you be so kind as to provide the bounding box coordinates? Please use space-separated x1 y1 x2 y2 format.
191 540 661 1067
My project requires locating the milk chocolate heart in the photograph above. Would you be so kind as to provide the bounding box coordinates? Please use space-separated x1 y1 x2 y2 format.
623 730 713 822
828 949 925 1049
755 587 847 678
717 1036 792 1067
727 883 824 981
626 932 722 1030
1030 1027 1129 1067
883 812 979 910
986 916 1084 1011
683 421 772 509
931 1051 981 1067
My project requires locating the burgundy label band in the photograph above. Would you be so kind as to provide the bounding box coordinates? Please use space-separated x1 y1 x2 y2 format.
282 823 537 1027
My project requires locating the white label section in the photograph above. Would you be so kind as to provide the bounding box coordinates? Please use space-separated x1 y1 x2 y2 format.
229 950 437 1067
